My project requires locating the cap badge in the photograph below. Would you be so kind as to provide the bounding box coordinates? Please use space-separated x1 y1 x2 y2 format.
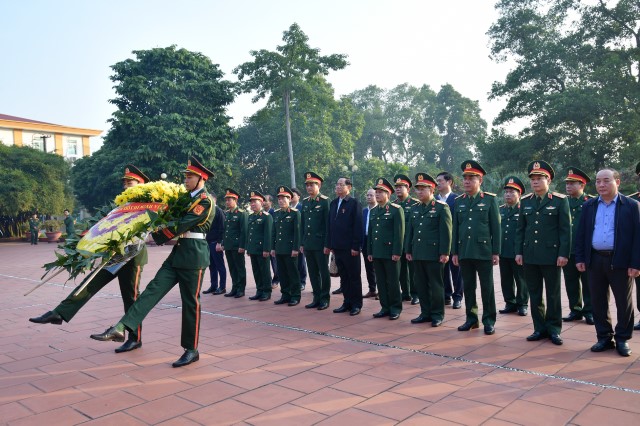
418 174 423 180
188 160 192 166
378 179 383 185
280 187 284 192
125 168 130 173
508 178 514 184
396 178 402 183
465 163 472 169
306 173 311 178
533 162 541 170
568 169 573 175
251 191 255 197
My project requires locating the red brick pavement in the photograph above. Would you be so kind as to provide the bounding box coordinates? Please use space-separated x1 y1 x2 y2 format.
1 242 640 425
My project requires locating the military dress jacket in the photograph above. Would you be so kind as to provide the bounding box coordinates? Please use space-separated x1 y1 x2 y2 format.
568 194 593 255
367 202 405 259
300 194 330 250
393 196 420 250
271 207 301 255
405 198 452 261
222 208 248 250
452 192 501 261
151 188 214 269
29 218 40 232
515 192 571 265
499 203 520 259
246 210 273 255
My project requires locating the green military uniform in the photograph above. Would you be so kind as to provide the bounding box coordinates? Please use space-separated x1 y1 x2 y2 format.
120 166 214 352
499 176 528 313
64 215 75 237
405 173 451 323
516 161 571 338
393 174 420 303
300 172 331 307
369 178 405 317
29 217 40 244
247 191 273 300
272 186 301 304
222 189 248 296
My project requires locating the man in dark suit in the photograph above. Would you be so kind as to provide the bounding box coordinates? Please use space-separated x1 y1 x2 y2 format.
436 171 463 309
203 195 227 295
292 187 308 291
576 168 640 357
327 177 364 316
362 188 377 298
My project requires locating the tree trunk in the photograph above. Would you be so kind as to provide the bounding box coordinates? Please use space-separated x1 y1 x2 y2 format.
284 91 296 188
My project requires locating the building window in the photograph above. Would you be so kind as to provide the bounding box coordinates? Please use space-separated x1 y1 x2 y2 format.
30 135 45 151
67 139 78 156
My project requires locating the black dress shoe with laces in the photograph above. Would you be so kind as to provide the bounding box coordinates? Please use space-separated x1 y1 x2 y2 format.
249 294 261 300
29 310 63 325
90 326 125 342
458 321 479 331
305 301 320 309
259 294 271 301
172 349 199 367
317 302 329 310
115 340 142 353
526 331 548 341
349 307 361 316
288 300 300 306
616 341 631 357
484 325 495 335
590 339 615 352
274 298 289 305
562 312 583 322
411 315 431 324
224 291 237 298
584 313 595 325
372 311 389 318
234 292 245 298
213 288 226 295
333 305 349 313
550 333 563 345
202 287 214 294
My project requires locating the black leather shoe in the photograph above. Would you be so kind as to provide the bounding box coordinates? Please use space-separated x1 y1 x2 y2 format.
300 284 306 291
402 296 411 302
590 339 615 352
518 307 528 316
411 315 431 324
333 305 349 313
389 313 400 320
213 288 226 295
259 294 271 301
445 298 452 306
234 292 245 298
457 321 479 331
616 341 631 357
484 325 495 335
274 298 289 305
526 331 548 341
90 326 125 342
431 319 443 327
317 302 329 310
29 310 63 325
202 287 214 294
349 307 361 316
452 300 462 309
249 294 261 300
224 291 237 298
172 349 199 367
550 334 563 345
305 302 320 309
411 297 419 305
584 313 595 325
288 300 300 306
634 322 640 331
562 312 583 322
373 311 389 318
115 340 142 353
332 288 342 295
499 305 517 314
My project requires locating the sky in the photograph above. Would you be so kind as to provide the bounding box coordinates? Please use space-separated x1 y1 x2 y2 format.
1 0 512 153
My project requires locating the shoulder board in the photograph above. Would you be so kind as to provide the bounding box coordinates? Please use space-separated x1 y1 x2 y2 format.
303 196 310 201
483 192 496 197
390 203 401 208
237 209 244 213
274 208 281 212
499 204 506 208
410 197 420 204
290 207 298 211
455 194 465 199
436 200 447 205
319 194 328 200
584 194 594 199
552 192 567 198
262 211 270 215
521 193 534 199
628 192 639 198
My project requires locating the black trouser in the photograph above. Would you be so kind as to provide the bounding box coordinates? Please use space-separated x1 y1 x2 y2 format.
399 254 417 299
499 257 528 308
362 235 376 293
524 263 562 335
373 258 402 315
208 242 227 290
413 260 445 321
443 256 463 302
563 254 591 315
298 252 307 285
334 249 363 309
250 254 272 297
225 249 246 293
588 251 634 342
270 255 279 283
460 259 496 326
276 254 301 301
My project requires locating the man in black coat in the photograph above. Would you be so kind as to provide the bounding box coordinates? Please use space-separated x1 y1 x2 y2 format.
326 177 364 316
436 171 463 309
204 195 227 295
576 168 640 357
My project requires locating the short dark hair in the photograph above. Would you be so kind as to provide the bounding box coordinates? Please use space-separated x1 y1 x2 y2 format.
342 177 352 187
265 194 274 202
292 187 302 197
437 171 454 183
63 209 70 213
599 168 620 180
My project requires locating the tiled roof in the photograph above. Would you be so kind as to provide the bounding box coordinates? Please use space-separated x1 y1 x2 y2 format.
0 113 54 125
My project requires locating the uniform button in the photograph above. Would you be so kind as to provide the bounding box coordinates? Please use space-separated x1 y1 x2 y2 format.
418 231 421 233
505 230 508 234
534 231 538 234
468 226 471 229
534 240 538 243
469 218 472 221
468 236 471 238
535 221 538 224
469 209 473 212
536 212 539 215
506 224 509 227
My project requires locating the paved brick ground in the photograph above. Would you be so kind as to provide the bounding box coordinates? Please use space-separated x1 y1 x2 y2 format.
1 241 640 425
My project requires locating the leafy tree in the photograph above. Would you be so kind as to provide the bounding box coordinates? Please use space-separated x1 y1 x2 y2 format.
487 0 640 173
72 45 235 210
234 23 348 188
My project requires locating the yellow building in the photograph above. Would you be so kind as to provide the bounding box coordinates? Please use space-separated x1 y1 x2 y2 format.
0 113 102 159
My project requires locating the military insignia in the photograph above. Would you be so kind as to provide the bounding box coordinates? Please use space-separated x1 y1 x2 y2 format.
200 193 207 199
378 179 383 184
188 159 192 166
545 206 556 210
307 173 311 178
125 168 130 173
418 174 424 180
508 178 514 184
568 169 574 175
315 205 321 209
193 205 205 215
466 163 472 169
533 162 541 170
280 187 284 192
478 203 486 207
396 178 402 183
251 191 255 197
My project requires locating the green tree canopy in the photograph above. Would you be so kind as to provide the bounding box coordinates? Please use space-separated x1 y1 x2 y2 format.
234 23 348 188
72 45 235 210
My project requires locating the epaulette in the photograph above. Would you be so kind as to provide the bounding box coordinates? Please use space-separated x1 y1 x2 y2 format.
303 196 310 201
274 208 281 212
436 200 447 205
499 203 506 208
483 192 496 197
628 192 639 198
390 202 401 208
290 207 298 211
552 192 567 198
262 210 270 215
521 193 534 199
410 197 420 204
319 194 328 200
455 194 465 199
